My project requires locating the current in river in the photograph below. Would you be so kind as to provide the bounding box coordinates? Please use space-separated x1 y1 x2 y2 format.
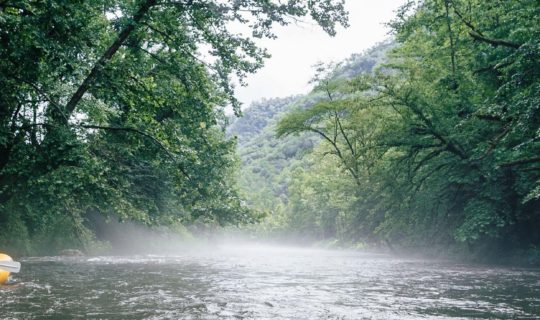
1 244 539 319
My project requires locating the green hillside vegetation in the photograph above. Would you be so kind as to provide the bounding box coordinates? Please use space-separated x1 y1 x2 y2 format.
275 0 540 262
229 41 393 241
231 95 322 230
233 0 540 263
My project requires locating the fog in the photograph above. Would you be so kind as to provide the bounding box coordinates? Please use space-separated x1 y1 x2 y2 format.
88 215 348 256
4 217 539 319
6 227 539 319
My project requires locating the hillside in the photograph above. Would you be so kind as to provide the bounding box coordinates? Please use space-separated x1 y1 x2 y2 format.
227 41 393 234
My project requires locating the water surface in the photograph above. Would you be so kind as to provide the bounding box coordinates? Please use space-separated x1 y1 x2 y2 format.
2 245 539 319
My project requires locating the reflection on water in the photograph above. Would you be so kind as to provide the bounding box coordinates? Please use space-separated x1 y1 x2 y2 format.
2 244 539 319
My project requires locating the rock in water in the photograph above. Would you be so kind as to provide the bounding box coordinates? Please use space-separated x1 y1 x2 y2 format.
58 249 84 256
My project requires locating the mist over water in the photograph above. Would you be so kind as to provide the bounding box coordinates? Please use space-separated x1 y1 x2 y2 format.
2 239 540 319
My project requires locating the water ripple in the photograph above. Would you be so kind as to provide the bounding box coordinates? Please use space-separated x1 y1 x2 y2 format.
1 245 539 319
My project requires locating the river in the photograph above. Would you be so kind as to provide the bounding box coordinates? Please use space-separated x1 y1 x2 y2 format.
1 244 539 319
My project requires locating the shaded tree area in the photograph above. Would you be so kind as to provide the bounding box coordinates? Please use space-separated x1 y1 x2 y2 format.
0 0 348 254
276 0 540 261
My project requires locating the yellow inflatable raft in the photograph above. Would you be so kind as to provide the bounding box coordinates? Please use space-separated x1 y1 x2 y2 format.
0 253 13 285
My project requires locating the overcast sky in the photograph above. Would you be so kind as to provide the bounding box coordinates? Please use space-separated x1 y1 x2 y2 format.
235 0 405 108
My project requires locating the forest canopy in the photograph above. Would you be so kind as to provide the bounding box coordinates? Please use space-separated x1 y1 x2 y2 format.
0 0 348 254
270 0 540 259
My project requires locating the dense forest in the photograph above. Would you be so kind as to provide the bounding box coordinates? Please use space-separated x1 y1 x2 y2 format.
1 0 539 263
0 0 348 254
233 0 540 262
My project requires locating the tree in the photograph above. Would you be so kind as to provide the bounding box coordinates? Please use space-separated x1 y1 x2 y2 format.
384 0 540 248
275 0 540 258
0 0 348 253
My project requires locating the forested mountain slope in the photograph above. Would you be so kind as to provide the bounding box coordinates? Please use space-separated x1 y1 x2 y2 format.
228 41 393 238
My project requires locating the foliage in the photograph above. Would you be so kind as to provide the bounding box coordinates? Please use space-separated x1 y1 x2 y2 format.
230 42 393 241
273 0 540 259
0 0 348 254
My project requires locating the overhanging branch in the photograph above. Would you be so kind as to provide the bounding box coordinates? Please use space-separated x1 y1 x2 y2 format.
450 2 521 49
79 124 190 179
63 0 157 121
500 156 540 168
468 32 521 49
14 122 192 179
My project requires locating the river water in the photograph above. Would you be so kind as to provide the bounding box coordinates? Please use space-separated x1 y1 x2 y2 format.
1 244 539 319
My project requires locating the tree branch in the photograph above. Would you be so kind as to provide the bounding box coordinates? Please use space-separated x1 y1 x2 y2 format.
413 148 445 172
83 125 191 180
10 102 22 132
450 2 521 49
473 125 511 162
63 0 157 121
410 103 468 160
413 162 450 194
308 126 359 183
335 112 356 159
468 32 521 49
500 157 540 168
14 122 192 179
21 79 68 123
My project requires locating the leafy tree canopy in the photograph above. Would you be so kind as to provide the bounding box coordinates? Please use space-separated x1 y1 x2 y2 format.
274 0 540 260
0 0 348 253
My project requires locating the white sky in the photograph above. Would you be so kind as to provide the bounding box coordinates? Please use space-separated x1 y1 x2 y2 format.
235 0 405 108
